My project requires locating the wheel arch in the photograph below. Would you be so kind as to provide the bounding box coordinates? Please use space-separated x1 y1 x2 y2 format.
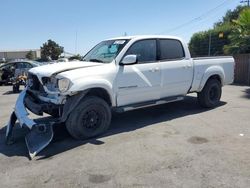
69 79 115 106
85 87 112 106
61 85 114 123
198 66 225 92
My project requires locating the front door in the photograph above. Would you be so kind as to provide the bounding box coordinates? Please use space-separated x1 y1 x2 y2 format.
116 39 161 106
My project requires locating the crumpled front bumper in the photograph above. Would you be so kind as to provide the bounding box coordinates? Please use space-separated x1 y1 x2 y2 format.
13 89 36 129
5 89 54 159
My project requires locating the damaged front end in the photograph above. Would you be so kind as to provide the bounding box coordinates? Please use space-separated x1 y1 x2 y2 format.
6 89 56 159
5 62 99 159
5 73 71 159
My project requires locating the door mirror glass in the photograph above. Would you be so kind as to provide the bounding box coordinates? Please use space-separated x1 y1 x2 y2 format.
120 55 137 65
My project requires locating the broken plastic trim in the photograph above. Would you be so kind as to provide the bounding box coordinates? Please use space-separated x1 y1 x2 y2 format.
14 89 36 129
25 123 53 159
5 89 54 159
5 112 17 145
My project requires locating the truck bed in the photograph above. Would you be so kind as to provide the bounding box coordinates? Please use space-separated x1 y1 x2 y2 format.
189 56 235 92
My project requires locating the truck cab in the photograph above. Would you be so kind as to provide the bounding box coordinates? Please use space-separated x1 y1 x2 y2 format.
113 36 193 106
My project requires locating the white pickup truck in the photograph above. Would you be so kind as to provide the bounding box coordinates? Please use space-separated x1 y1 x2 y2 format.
6 35 235 158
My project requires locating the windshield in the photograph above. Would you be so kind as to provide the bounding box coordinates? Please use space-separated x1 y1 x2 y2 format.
83 39 129 63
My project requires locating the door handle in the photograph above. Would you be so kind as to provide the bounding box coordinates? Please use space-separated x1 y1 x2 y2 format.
183 65 192 69
149 67 160 72
155 67 160 71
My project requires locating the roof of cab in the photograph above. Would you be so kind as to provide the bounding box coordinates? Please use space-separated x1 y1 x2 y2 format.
106 35 183 41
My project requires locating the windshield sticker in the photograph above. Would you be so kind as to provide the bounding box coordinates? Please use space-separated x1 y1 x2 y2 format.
113 40 126 45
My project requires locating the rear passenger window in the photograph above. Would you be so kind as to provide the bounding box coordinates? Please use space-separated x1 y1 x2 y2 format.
125 40 156 63
159 39 185 60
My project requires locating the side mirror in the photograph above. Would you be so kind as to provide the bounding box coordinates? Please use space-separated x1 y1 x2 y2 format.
120 55 137 65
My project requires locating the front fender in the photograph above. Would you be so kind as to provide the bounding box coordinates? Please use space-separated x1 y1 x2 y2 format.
68 78 115 106
198 66 225 92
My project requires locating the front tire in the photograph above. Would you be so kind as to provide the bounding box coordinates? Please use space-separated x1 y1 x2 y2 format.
197 78 222 108
66 96 111 140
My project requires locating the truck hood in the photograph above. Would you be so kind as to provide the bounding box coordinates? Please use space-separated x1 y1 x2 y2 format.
29 61 101 77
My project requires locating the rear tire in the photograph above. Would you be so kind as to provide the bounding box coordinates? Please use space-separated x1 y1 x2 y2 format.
66 96 111 140
197 78 222 108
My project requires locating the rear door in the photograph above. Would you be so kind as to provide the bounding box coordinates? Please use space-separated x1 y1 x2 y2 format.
116 39 161 106
159 39 193 98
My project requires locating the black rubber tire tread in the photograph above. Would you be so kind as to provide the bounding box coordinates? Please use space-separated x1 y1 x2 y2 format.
66 96 111 140
197 78 222 108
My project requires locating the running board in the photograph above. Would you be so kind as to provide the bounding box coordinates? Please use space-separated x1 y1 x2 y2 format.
115 96 184 112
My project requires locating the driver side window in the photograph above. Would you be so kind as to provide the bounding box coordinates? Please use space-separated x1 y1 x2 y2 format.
125 40 156 64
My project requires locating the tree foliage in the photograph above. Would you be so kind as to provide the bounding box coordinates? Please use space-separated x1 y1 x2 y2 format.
25 50 34 60
214 5 246 27
189 23 232 57
41 39 64 61
224 8 250 54
189 5 248 56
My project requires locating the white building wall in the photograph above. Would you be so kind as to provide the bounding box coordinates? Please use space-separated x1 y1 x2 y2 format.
0 49 41 60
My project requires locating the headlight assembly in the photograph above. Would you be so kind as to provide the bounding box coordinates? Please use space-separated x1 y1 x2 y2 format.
42 76 58 92
58 78 71 92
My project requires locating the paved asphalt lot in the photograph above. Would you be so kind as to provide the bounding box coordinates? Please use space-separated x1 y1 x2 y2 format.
0 85 250 188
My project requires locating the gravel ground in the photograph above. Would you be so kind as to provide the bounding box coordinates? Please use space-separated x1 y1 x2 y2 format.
0 85 250 188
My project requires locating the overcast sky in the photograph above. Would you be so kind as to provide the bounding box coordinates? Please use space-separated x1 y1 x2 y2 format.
0 0 241 54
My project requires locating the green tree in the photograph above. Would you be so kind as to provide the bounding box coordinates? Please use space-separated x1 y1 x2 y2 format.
214 5 246 27
25 50 34 60
189 23 232 57
189 5 248 57
41 39 64 61
224 8 250 54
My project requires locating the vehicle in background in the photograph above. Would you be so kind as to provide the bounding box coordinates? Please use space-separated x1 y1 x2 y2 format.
0 60 40 85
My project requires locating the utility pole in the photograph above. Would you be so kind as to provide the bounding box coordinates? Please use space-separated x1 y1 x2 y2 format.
208 32 212 56
240 0 250 7
75 30 78 55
